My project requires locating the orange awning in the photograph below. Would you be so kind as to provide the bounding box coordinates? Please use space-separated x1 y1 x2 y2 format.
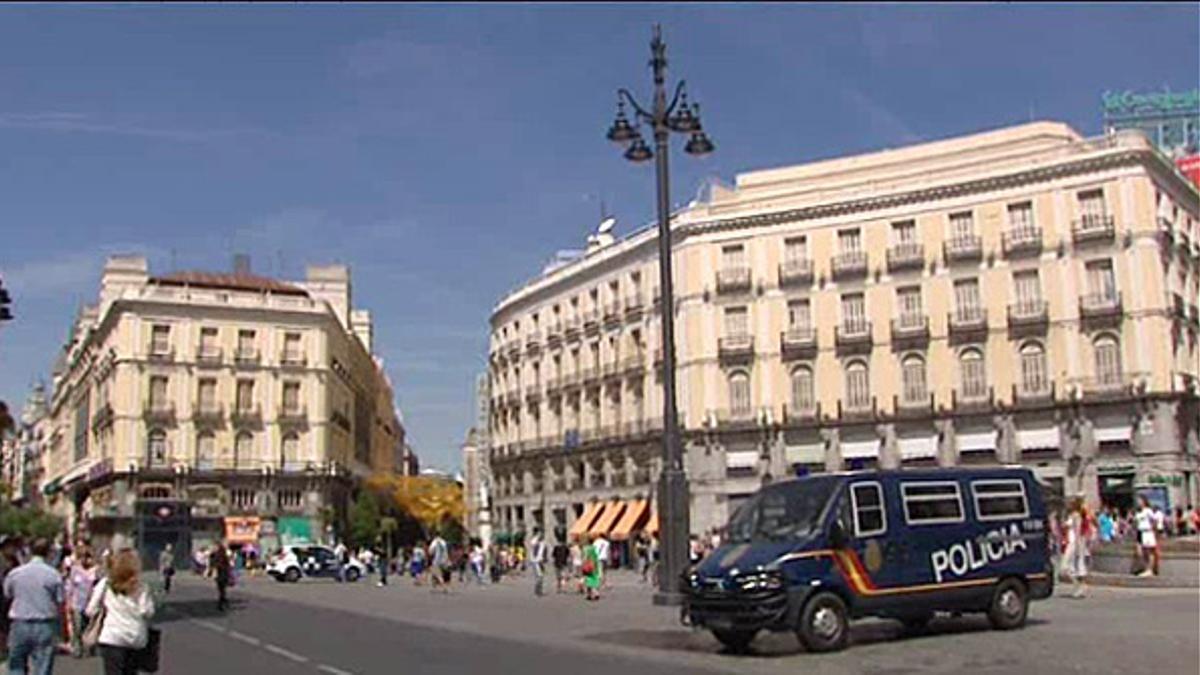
645 509 660 537
568 502 604 539
588 500 626 537
224 517 261 544
610 499 649 541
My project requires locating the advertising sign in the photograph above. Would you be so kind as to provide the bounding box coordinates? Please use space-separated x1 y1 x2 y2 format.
1176 155 1200 189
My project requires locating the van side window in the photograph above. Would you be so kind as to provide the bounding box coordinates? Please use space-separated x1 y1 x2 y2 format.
901 482 965 525
850 483 886 537
972 480 1029 520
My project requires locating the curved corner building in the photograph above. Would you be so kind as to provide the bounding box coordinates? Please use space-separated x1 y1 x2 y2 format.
487 121 1200 542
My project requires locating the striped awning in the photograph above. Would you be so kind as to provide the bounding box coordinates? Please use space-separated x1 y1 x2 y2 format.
1095 424 1133 443
958 430 997 453
786 443 824 465
645 510 660 537
899 436 938 460
1018 426 1060 451
610 500 649 541
726 451 760 469
841 439 880 459
588 501 626 537
568 502 604 539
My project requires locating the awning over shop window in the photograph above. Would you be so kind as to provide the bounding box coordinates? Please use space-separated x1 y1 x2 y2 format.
726 451 760 469
224 517 261 545
841 439 880 460
568 502 604 539
588 501 626 537
1018 427 1060 451
610 500 649 541
898 436 938 460
785 443 824 465
958 430 997 453
1094 424 1133 443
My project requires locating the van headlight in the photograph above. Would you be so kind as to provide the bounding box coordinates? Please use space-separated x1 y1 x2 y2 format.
736 571 784 591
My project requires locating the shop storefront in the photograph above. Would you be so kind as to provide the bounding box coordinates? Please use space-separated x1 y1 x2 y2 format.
1097 464 1137 513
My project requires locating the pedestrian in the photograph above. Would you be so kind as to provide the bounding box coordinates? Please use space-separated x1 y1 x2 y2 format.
569 540 583 592
582 534 602 602
551 537 570 594
157 544 175 595
64 547 98 658
1097 507 1115 543
1134 497 1158 577
428 535 451 594
469 542 486 585
376 545 389 588
333 542 349 584
3 537 64 675
1060 498 1091 598
592 533 610 591
410 544 426 586
1 535 26 660
209 543 232 612
529 530 547 597
85 549 156 675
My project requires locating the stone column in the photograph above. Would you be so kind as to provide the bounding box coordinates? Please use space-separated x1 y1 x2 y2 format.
937 418 956 468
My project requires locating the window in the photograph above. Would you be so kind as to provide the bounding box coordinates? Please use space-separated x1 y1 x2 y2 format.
837 228 862 254
149 376 168 407
960 349 987 398
724 306 748 337
845 360 870 408
1086 260 1117 300
236 379 255 411
901 482 965 524
147 430 167 465
282 432 301 468
278 489 303 509
150 324 170 354
198 378 217 409
237 330 256 358
954 279 982 320
972 480 1029 521
784 236 807 262
1019 342 1048 394
199 327 218 355
892 220 917 244
284 332 302 362
234 432 253 467
841 293 866 330
230 488 256 510
1013 271 1042 307
722 244 747 268
901 356 927 403
196 433 215 469
1094 335 1122 384
787 299 811 330
1078 189 1106 220
850 483 886 537
949 211 975 239
897 286 923 318
1007 202 1035 234
282 382 301 412
791 366 814 411
728 371 751 416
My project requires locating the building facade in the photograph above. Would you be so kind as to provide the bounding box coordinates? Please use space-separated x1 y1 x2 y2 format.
37 256 407 560
1 383 49 508
487 121 1200 541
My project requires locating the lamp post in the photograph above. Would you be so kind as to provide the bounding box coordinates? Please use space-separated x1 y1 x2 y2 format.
605 24 714 606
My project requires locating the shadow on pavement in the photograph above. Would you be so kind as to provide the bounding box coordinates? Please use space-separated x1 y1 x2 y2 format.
584 616 1049 658
156 598 249 624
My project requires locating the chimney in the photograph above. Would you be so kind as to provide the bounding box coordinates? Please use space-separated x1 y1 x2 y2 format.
233 254 251 275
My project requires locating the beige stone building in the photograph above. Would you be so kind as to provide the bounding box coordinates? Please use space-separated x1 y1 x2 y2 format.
38 256 408 559
487 121 1200 544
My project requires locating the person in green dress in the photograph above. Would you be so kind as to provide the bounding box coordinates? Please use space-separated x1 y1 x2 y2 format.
582 534 602 601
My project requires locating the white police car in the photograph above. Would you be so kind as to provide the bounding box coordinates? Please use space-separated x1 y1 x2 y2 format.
267 545 367 583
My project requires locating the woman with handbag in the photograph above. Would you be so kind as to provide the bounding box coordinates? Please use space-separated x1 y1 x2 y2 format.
581 534 601 602
84 549 157 675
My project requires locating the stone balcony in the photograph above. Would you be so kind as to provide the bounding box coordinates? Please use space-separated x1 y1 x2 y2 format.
582 309 600 333
1007 301 1049 336
831 251 869 279
277 406 308 427
525 330 543 352
621 354 646 377
1001 227 1043 257
951 385 994 413
234 348 261 366
893 393 935 419
1071 214 1115 245
603 301 622 325
230 404 263 428
943 235 983 263
886 242 925 273
780 327 818 359
948 307 989 342
1011 382 1056 409
1079 292 1123 324
782 401 821 426
624 293 644 319
716 267 752 294
835 319 873 353
891 313 930 347
778 258 814 287
279 352 307 368
717 334 755 362
837 396 877 422
193 402 224 427
1077 374 1137 401
196 346 223 368
143 400 176 426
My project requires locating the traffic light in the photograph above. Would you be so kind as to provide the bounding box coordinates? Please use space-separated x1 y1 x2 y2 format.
0 276 11 322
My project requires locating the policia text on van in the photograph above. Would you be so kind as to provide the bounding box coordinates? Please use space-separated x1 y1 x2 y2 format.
682 467 1053 653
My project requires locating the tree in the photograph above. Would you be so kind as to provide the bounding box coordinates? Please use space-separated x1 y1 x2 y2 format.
0 485 62 541
364 474 464 540
347 490 382 549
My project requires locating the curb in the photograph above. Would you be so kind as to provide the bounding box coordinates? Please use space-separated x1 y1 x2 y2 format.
1058 571 1199 589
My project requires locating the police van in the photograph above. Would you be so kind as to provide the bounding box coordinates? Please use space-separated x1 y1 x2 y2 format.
682 467 1053 653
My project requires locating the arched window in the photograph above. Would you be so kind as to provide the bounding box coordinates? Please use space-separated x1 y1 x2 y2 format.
959 348 987 399
147 430 167 466
845 360 870 409
234 432 253 469
282 433 301 470
1019 342 1047 394
1094 335 1122 385
196 432 215 470
728 371 751 417
791 366 815 412
901 355 927 403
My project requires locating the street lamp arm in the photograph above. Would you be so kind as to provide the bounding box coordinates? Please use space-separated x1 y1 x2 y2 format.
665 80 686 118
617 88 653 122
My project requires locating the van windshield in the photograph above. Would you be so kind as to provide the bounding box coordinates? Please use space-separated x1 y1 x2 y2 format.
726 477 840 543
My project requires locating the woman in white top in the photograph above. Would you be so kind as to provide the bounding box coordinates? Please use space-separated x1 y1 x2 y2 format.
1060 499 1090 598
85 549 156 675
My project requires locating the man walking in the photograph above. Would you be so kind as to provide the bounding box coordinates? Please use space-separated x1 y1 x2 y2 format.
529 530 547 597
158 543 176 594
551 535 570 594
209 543 232 612
333 542 349 584
428 534 450 594
593 533 611 591
3 538 63 675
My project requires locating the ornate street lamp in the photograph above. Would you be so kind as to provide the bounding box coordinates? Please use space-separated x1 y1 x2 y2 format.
605 24 713 606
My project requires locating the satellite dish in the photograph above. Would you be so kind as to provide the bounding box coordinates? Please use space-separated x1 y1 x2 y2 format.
597 217 616 234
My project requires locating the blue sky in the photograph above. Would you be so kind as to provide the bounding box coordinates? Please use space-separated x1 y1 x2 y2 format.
1 4 1196 471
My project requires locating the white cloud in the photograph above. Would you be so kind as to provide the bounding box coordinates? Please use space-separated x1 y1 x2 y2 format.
1 245 163 299
0 111 265 143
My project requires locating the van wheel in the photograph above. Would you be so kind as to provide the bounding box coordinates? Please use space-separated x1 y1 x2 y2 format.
285 568 301 583
797 592 849 652
346 568 361 583
987 578 1028 630
711 629 757 653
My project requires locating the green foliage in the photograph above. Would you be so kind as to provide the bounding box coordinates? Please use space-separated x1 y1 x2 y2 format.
0 487 63 541
347 490 382 548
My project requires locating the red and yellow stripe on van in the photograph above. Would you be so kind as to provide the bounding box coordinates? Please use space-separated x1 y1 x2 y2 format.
776 549 1047 597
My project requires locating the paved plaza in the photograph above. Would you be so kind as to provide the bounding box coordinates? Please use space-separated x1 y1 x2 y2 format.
43 571 1200 675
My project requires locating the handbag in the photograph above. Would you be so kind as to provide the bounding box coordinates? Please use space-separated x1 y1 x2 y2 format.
135 627 162 673
81 584 107 652
581 559 595 576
